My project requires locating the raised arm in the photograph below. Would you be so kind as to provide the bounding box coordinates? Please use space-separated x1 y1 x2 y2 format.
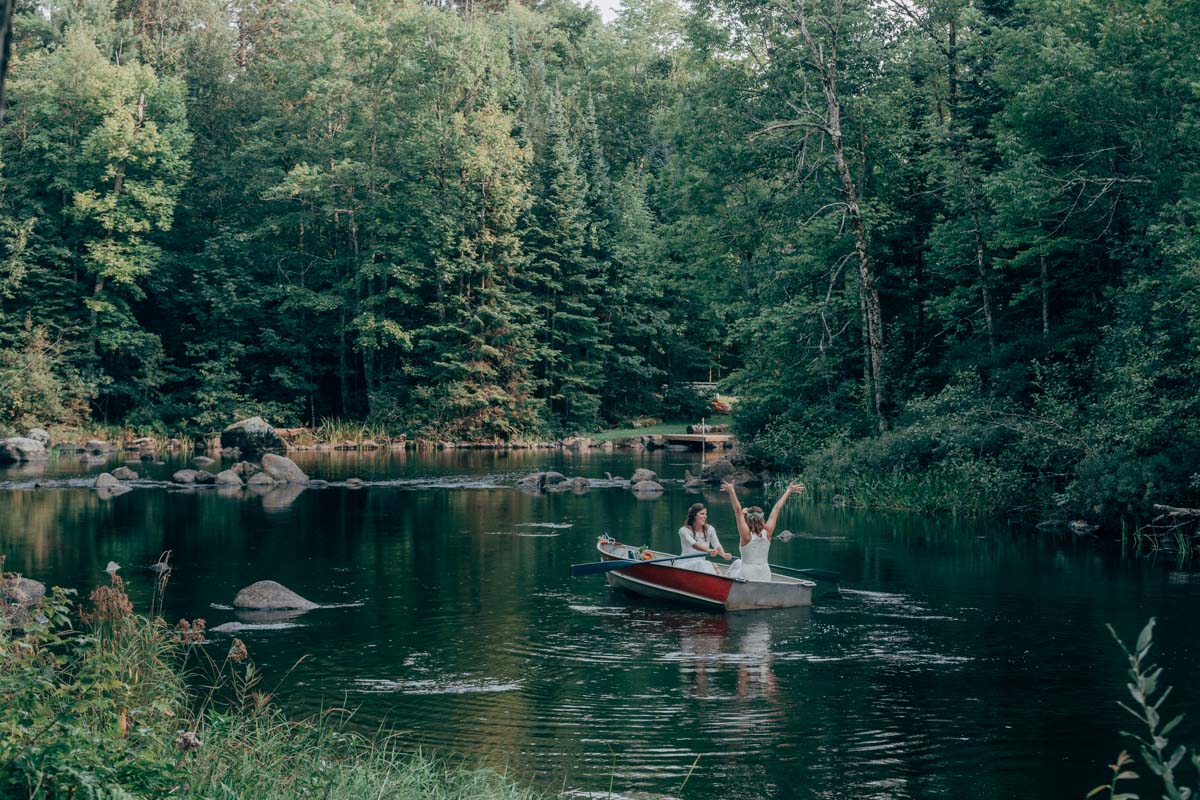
721 481 751 543
765 482 804 536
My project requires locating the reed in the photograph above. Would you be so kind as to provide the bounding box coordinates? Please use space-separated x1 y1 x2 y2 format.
314 417 392 445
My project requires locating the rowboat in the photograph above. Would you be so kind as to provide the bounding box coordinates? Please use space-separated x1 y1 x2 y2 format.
594 538 816 611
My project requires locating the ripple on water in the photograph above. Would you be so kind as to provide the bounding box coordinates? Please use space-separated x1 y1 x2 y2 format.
209 622 303 633
352 677 522 695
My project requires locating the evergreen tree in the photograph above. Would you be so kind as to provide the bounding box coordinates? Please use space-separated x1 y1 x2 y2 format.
527 92 607 431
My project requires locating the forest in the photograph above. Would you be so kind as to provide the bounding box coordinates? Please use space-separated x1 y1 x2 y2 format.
1 0 1198 520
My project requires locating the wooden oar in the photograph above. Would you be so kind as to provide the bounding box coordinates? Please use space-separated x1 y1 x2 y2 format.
769 564 841 582
570 552 708 578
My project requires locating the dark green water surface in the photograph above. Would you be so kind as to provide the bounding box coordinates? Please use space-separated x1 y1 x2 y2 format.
2 449 1198 799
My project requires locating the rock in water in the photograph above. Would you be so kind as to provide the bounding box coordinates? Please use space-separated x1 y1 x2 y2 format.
699 454 767 486
221 417 286 456
95 472 120 488
631 480 664 494
214 469 243 486
630 468 658 483
232 580 318 611
172 469 198 484
261 453 308 483
111 466 138 481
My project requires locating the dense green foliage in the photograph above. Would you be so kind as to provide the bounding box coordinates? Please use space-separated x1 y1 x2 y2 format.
2 0 1199 518
0 565 543 800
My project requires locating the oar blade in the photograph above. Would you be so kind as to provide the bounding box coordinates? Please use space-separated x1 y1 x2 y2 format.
795 568 841 582
769 563 841 582
569 559 634 578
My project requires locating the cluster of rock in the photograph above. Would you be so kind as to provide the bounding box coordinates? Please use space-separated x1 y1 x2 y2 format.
0 427 192 467
685 454 770 489
86 452 315 500
167 452 309 488
517 467 665 496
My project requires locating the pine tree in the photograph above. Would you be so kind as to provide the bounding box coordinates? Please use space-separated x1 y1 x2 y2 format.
527 92 607 431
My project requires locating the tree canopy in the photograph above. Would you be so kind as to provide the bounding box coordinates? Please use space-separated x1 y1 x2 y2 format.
2 0 1199 517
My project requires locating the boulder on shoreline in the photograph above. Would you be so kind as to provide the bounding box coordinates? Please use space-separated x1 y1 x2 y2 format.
232 580 318 611
26 428 50 447
0 437 49 463
221 417 287 456
1 575 46 630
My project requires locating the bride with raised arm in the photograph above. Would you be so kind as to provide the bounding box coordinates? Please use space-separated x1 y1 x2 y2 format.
721 481 804 582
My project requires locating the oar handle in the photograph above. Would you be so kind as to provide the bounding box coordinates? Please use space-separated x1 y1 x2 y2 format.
570 552 708 578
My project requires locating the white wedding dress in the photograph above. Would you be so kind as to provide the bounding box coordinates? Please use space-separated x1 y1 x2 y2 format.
678 525 719 574
729 532 772 582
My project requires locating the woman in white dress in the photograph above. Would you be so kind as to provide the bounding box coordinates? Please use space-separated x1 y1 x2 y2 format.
678 503 733 574
722 481 804 582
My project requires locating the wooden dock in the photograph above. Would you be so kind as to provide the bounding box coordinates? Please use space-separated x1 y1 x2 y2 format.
649 433 735 450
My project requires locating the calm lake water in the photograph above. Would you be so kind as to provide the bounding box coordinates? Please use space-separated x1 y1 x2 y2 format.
2 449 1198 799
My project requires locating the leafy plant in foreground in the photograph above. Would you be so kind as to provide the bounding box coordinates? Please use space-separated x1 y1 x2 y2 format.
1090 618 1200 800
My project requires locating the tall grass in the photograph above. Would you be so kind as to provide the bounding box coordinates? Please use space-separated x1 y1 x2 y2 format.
0 560 543 800
779 460 1025 518
314 417 392 445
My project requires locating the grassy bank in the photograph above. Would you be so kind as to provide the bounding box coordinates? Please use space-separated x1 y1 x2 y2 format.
0 562 542 800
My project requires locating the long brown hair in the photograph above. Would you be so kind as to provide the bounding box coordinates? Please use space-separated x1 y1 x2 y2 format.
685 503 706 531
743 505 766 536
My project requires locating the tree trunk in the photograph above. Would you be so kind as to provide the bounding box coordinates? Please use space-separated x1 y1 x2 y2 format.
946 16 995 357
1040 253 1049 337
823 52 886 429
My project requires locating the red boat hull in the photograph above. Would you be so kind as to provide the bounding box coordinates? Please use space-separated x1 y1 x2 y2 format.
597 540 813 611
